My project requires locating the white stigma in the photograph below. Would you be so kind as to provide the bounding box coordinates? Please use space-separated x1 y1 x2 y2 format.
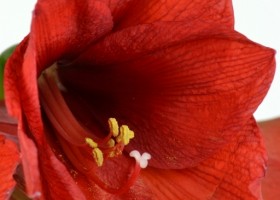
129 150 151 169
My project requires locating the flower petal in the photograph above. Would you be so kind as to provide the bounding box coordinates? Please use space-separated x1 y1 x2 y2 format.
97 0 135 24
78 21 234 65
90 154 154 199
0 101 17 139
4 36 29 119
39 147 87 200
0 135 20 200
12 123 87 199
5 0 112 145
3 38 42 198
258 118 280 200
58 25 275 168
47 151 153 200
105 0 234 29
37 118 153 199
4 38 43 197
17 121 43 198
5 0 113 138
30 0 113 72
141 118 267 199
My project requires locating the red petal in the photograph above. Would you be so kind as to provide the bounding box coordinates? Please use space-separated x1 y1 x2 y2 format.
258 118 280 200
3 36 43 198
97 0 135 24
58 25 275 168
31 0 113 72
43 125 153 199
78 21 234 65
5 0 113 138
141 118 267 199
0 101 17 138
4 38 43 197
17 122 43 198
5 0 113 117
0 102 19 199
14 123 87 199
40 143 153 199
4 37 29 119
105 0 234 29
85 156 153 199
0 135 20 200
38 146 87 200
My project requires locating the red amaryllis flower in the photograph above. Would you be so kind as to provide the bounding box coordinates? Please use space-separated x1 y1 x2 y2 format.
3 0 276 199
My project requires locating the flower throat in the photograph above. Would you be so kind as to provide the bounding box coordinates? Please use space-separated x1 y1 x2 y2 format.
38 65 151 195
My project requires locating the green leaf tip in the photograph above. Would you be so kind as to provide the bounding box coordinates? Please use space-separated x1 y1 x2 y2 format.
0 44 17 100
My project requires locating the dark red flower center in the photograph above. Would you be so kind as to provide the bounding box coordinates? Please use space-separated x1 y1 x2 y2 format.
38 64 150 195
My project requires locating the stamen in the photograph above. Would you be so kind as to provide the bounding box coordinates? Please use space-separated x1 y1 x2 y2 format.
116 125 134 145
85 119 135 167
85 138 98 148
108 118 119 137
39 66 94 145
85 138 104 166
107 143 124 158
130 150 151 169
92 148 104 167
106 138 115 148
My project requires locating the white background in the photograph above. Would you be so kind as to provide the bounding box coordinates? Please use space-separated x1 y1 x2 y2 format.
0 0 279 121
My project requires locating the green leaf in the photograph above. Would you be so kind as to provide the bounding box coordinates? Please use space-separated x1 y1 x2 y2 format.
0 44 17 100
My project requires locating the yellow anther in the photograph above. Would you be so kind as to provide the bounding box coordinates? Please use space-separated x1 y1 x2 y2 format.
85 119 135 166
116 125 135 145
92 148 104 167
108 118 119 137
108 151 116 158
85 138 98 148
107 138 115 148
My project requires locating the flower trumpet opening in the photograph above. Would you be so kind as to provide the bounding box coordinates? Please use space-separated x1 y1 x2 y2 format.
38 64 150 195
